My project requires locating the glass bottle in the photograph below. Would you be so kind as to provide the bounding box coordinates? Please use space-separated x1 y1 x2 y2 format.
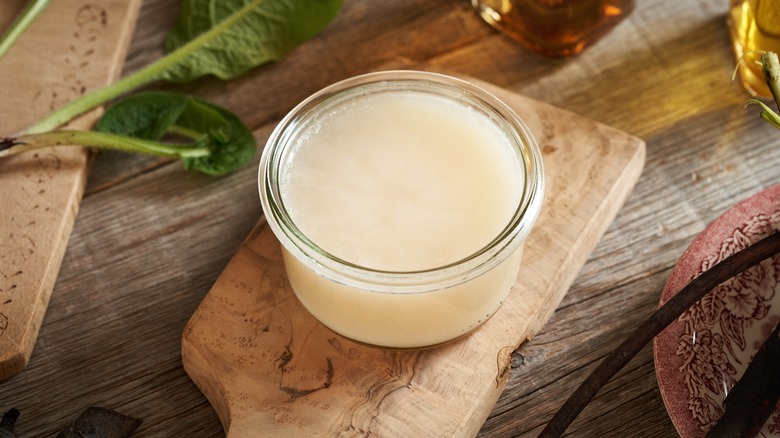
472 0 636 57
728 0 780 98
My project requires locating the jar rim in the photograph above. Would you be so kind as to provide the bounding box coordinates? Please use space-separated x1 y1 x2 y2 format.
258 70 544 293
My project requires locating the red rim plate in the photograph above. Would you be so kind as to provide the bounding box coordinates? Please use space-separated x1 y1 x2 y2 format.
654 183 780 437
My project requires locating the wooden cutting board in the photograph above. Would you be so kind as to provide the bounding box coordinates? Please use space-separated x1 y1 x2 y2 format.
0 0 142 380
182 79 646 437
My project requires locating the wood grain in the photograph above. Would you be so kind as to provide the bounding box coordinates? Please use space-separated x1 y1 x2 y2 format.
182 80 645 437
0 0 142 380
1 0 779 437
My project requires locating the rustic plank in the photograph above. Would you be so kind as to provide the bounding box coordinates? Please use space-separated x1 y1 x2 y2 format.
0 0 143 380
0 135 267 436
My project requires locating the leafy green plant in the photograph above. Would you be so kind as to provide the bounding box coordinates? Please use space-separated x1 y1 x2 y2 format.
1 92 256 175
744 51 780 130
163 0 342 83
24 0 343 135
0 0 342 175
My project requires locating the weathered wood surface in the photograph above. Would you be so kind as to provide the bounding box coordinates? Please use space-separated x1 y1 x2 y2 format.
0 0 142 379
1 0 779 437
182 81 644 437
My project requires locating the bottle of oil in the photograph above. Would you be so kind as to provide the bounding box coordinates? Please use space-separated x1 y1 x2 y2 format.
471 0 635 57
728 0 780 98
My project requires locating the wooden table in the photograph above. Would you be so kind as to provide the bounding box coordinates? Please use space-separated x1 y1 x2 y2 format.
2 0 779 436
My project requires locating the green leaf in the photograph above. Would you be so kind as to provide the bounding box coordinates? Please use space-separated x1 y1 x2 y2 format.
178 98 257 175
23 0 343 135
95 92 189 140
96 91 256 175
162 0 343 82
745 99 780 130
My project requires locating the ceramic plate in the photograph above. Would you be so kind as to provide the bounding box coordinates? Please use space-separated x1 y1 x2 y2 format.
654 183 780 437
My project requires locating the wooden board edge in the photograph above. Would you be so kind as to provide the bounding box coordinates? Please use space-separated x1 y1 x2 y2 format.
0 150 90 379
0 0 145 381
441 133 647 438
527 134 647 338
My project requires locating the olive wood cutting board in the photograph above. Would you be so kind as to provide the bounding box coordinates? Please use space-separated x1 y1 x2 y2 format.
0 0 142 379
182 78 646 437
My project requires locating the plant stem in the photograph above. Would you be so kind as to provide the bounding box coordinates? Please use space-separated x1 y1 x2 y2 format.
745 99 780 130
22 70 157 135
21 0 265 136
0 131 211 159
168 125 205 140
0 0 51 61
537 231 780 438
743 52 780 130
761 51 780 111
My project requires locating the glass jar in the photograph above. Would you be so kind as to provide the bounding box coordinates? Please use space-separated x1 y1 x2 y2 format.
472 0 635 57
728 0 780 98
258 71 544 349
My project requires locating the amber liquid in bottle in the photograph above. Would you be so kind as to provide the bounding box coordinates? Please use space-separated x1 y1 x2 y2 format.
472 0 635 57
728 0 780 98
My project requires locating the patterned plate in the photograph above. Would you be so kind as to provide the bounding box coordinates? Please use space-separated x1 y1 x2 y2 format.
654 183 780 437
